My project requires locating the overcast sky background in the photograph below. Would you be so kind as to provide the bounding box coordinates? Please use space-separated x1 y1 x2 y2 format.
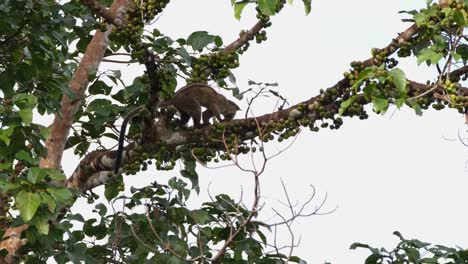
61 0 468 262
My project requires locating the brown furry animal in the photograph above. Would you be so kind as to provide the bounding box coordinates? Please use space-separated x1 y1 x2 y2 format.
159 83 240 126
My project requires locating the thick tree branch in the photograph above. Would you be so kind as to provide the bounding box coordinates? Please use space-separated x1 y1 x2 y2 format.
66 77 468 191
0 1 132 263
40 0 131 170
79 0 124 26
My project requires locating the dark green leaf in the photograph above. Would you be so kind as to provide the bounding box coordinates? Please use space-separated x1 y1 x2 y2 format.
406 100 423 116
302 0 312 15
47 169 66 181
0 178 21 192
104 181 120 201
15 150 36 165
404 248 421 261
187 31 216 52
46 186 74 205
89 80 112 95
350 242 371 250
191 209 209 224
214 36 223 47
94 203 107 216
364 253 380 264
40 192 56 213
31 210 50 235
456 44 468 62
27 167 47 184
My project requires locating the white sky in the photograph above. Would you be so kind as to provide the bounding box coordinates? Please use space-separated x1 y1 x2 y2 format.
63 0 468 263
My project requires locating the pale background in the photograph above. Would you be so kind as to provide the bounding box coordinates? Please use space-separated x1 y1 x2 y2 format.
59 0 468 263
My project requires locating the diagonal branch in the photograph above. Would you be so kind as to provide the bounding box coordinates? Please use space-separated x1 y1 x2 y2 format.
66 76 468 192
224 20 266 53
79 0 124 26
40 0 131 170
0 1 132 263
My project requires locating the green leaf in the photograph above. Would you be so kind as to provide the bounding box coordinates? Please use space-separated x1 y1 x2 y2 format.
39 125 50 140
27 167 46 184
180 160 199 194
191 209 209 224
46 186 74 205
94 203 107 216
257 229 267 245
0 178 21 192
214 36 223 47
51 30 67 48
89 80 112 95
289 256 307 263
388 68 407 93
372 97 389 114
177 46 192 65
392 231 404 239
350 242 371 250
433 35 446 49
257 0 278 16
83 219 107 240
187 31 217 52
0 126 15 146
356 67 376 82
395 98 406 109
339 95 357 115
18 108 33 126
40 192 56 213
47 169 66 181
414 13 428 26
404 248 421 261
15 150 36 165
406 100 423 116
302 0 312 15
364 253 380 264
16 190 42 222
234 2 248 20
450 51 462 62
62 85 77 100
456 44 468 62
104 182 119 201
353 66 376 91
417 48 443 65
453 9 468 26
12 94 38 109
31 211 50 235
